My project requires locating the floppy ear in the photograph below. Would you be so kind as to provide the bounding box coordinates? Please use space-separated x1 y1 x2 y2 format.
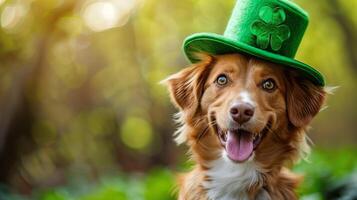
286 73 326 128
162 54 213 116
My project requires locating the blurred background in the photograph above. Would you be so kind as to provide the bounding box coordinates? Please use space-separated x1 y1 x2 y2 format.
0 0 356 199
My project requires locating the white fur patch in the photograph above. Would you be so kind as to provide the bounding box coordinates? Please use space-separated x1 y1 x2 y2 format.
203 151 262 200
173 112 187 144
240 91 255 106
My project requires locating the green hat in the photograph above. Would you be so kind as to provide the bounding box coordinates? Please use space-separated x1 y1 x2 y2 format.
183 0 325 86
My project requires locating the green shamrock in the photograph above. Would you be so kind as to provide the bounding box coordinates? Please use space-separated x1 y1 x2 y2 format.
251 6 291 51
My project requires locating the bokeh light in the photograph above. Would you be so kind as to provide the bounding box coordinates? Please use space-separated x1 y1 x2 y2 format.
1 3 27 30
120 117 153 151
82 0 137 32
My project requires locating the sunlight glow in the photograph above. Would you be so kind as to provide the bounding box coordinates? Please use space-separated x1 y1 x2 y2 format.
82 0 137 32
1 3 27 30
0 0 5 7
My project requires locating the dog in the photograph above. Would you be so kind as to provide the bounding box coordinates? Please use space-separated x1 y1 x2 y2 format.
163 53 327 200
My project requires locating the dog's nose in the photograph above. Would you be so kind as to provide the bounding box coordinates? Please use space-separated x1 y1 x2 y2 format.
230 103 255 124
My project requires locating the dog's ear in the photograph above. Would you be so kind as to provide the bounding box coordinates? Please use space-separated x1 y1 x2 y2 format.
162 54 213 115
286 73 326 128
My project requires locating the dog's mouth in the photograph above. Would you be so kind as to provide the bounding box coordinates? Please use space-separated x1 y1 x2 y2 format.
214 122 271 163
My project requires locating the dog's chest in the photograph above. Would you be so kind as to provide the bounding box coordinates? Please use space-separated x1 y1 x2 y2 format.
203 154 261 200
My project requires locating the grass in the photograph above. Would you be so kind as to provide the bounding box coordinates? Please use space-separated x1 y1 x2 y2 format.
1 149 356 200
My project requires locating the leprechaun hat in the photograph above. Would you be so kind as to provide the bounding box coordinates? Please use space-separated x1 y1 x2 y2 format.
183 0 325 86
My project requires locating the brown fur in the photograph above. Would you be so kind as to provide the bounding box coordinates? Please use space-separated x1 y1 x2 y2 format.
163 53 326 200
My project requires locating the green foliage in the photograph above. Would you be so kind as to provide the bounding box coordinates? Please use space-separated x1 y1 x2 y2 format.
295 149 357 200
144 169 175 200
79 186 127 200
1 150 355 200
19 170 175 200
38 190 70 200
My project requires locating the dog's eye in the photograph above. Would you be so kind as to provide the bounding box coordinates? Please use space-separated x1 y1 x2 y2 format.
216 74 228 86
261 79 276 92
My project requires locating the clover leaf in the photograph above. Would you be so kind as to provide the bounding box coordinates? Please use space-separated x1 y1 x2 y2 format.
251 6 291 51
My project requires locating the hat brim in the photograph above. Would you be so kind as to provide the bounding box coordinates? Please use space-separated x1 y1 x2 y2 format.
183 33 325 86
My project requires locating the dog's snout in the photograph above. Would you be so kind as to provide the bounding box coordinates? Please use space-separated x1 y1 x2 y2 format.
230 103 255 124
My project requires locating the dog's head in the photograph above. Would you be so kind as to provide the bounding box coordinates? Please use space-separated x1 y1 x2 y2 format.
164 53 326 165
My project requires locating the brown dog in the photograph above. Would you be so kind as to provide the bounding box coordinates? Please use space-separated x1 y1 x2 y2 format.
163 53 326 200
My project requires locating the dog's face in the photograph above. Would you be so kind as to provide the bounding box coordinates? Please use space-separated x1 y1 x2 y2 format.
165 53 325 164
201 54 287 162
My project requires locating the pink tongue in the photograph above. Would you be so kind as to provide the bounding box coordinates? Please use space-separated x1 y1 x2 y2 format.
226 131 253 162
